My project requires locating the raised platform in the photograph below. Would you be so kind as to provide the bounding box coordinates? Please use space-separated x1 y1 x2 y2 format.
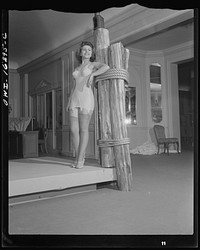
9 156 117 201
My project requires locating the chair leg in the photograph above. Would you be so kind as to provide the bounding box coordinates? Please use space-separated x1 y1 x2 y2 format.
157 144 160 154
164 143 166 154
44 142 48 154
177 142 179 153
40 144 43 153
166 143 169 155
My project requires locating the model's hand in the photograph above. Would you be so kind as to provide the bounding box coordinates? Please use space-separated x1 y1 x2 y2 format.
87 73 94 87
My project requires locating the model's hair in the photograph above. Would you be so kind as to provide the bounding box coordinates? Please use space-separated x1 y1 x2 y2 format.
76 41 96 63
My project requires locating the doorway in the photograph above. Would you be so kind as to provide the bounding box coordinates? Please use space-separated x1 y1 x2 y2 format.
31 89 61 153
178 60 194 150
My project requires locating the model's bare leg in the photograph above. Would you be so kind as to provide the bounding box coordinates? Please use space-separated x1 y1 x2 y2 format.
69 109 79 160
76 110 92 167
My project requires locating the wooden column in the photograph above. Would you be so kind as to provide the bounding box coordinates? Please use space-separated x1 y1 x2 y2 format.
108 43 133 191
94 23 115 168
93 14 133 191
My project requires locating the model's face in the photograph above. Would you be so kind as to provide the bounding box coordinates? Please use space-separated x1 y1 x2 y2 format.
81 45 92 59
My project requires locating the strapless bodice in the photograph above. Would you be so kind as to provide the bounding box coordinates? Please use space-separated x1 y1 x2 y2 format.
72 64 92 78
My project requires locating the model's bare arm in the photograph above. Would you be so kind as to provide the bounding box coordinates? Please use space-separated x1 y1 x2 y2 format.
88 62 109 86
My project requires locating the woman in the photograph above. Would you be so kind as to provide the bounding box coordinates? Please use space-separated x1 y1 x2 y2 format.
67 41 109 169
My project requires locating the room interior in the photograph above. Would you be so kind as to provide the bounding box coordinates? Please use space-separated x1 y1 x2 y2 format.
5 5 197 240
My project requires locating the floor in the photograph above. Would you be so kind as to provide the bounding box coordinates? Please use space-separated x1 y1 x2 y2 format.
8 147 195 239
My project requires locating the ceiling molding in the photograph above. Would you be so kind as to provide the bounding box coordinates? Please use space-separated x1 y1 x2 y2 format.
120 9 193 46
163 41 193 56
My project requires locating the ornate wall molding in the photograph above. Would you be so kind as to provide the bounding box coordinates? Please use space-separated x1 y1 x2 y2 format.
28 79 54 95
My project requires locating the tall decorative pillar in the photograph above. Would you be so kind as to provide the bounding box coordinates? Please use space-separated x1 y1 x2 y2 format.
93 13 133 191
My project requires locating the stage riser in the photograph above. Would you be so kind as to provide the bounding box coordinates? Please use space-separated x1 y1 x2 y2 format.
9 184 97 205
9 157 117 201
